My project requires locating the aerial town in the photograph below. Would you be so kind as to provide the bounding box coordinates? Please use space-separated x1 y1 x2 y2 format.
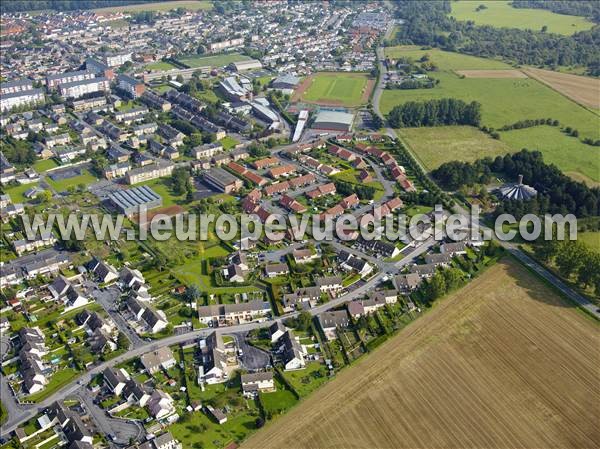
1 1 599 449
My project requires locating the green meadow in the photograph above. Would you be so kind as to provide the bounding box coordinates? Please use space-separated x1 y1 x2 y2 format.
302 72 370 108
449 1 594 36
381 46 600 182
177 53 250 69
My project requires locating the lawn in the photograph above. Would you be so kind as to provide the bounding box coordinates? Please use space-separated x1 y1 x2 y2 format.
449 0 594 36
33 159 58 173
94 0 212 14
259 377 298 416
177 53 251 69
300 72 371 108
283 362 329 398
381 46 600 181
144 61 177 71
398 126 513 170
46 169 98 193
137 177 185 206
170 397 260 449
219 136 240 150
3 182 39 203
25 367 80 402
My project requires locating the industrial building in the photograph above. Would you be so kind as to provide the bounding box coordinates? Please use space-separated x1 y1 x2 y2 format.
109 185 162 216
203 167 243 193
312 110 355 132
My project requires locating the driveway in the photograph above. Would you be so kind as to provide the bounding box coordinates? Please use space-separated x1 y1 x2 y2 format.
230 332 271 371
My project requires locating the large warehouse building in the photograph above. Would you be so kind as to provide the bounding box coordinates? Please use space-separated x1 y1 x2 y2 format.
203 167 243 193
312 110 355 132
109 185 162 216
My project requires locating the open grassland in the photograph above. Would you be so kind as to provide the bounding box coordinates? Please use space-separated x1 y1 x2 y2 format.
578 232 600 253
242 259 600 449
522 67 600 110
449 0 594 35
94 0 212 14
499 125 600 184
399 126 513 169
381 46 600 181
384 46 512 71
176 53 250 68
294 72 372 108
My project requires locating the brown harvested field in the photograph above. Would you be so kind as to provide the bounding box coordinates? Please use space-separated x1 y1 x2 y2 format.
243 258 600 449
522 67 600 110
455 69 528 78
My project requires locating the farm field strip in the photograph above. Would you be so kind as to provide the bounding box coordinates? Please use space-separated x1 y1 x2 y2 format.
522 67 600 110
242 259 600 449
455 69 528 78
93 0 212 14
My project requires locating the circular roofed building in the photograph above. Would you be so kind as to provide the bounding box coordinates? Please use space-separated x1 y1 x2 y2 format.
499 174 538 201
312 110 355 132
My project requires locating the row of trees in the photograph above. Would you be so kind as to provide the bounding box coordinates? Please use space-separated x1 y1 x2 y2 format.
392 1 600 75
2 0 161 12
534 239 600 295
387 98 481 128
334 180 376 200
433 150 600 218
498 118 560 131
1 137 36 166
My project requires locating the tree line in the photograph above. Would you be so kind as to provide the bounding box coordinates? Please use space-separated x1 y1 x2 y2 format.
391 1 600 75
2 0 167 12
433 149 600 218
387 98 481 128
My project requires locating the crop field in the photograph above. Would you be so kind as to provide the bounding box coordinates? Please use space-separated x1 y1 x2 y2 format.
293 72 373 108
93 0 212 14
578 232 600 253
242 259 600 449
522 67 600 110
381 46 600 181
399 126 513 170
449 0 594 35
455 69 527 78
176 53 250 69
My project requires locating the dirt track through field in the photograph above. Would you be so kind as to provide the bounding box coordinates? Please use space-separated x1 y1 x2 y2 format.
522 67 600 110
455 69 528 78
242 259 600 449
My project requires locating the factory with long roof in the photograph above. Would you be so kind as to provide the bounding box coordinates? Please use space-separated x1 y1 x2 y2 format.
109 185 162 216
312 109 355 132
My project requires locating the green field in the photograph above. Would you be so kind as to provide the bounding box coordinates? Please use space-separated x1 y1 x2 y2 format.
219 136 240 150
499 126 600 184
33 159 58 173
385 46 512 71
399 126 513 170
46 169 98 193
138 177 185 206
3 182 40 203
381 46 600 181
449 1 594 36
94 0 212 14
301 72 370 108
177 53 250 69
144 61 177 71
577 232 600 253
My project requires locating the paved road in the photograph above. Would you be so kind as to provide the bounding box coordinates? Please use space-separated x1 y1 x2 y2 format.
231 332 271 371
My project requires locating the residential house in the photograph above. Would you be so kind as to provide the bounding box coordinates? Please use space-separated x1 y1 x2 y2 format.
318 310 350 341
140 347 176 375
241 372 275 397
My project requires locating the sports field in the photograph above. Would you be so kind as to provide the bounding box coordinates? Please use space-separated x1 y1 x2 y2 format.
242 259 600 449
399 126 513 170
449 0 594 35
176 53 250 69
294 72 373 108
93 0 212 14
381 46 600 181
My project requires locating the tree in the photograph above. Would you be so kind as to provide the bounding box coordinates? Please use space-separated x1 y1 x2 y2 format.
184 285 202 302
555 241 586 279
371 114 384 130
171 167 190 195
117 332 129 350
